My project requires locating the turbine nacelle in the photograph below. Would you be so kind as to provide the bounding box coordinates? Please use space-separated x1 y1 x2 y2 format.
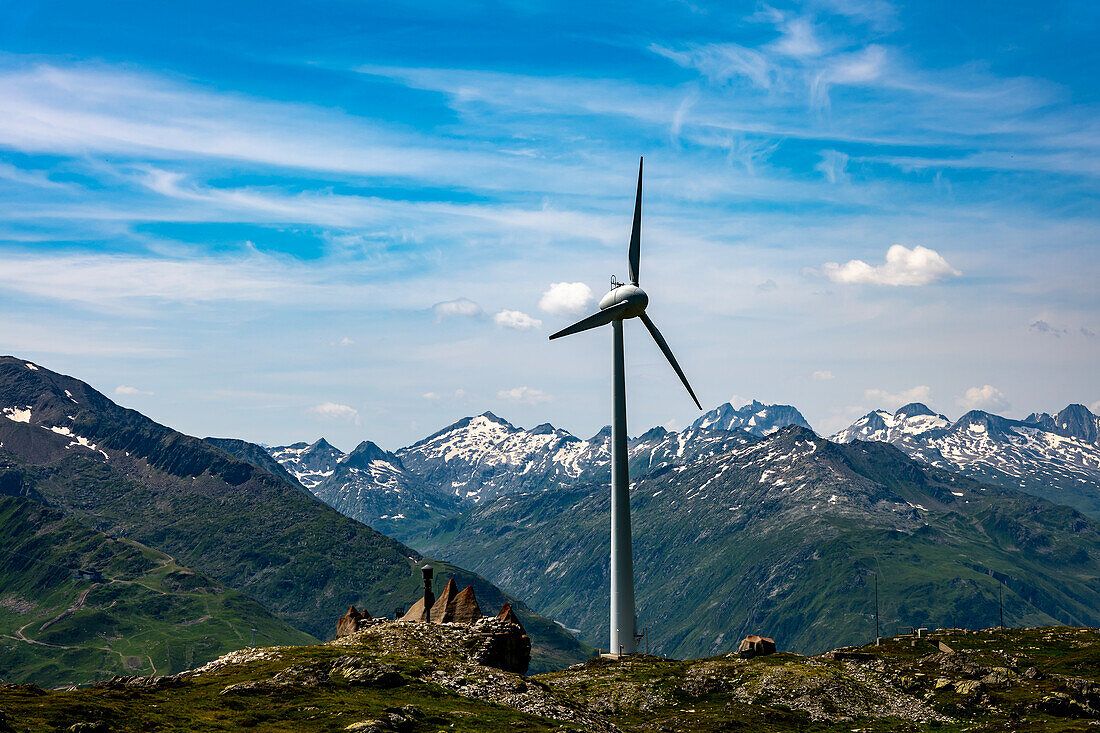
599 283 648 319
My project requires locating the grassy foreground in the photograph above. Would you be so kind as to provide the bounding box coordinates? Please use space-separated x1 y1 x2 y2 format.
4 624 1100 731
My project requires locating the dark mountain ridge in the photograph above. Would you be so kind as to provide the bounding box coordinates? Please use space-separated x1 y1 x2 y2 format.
0 356 588 675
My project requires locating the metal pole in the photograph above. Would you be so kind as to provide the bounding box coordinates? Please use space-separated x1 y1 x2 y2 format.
874 573 880 643
609 318 637 656
999 583 1004 629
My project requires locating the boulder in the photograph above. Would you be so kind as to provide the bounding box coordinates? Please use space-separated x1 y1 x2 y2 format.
738 635 776 659
337 605 371 637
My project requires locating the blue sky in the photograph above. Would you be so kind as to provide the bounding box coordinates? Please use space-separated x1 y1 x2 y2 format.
1 0 1097 449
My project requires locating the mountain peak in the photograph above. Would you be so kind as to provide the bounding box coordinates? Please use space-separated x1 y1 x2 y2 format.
343 440 392 467
895 402 935 418
691 400 813 437
479 410 514 427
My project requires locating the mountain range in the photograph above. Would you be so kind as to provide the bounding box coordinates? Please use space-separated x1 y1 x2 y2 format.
7 351 1100 685
414 425 1100 658
831 403 1100 518
0 356 589 683
256 397 1100 660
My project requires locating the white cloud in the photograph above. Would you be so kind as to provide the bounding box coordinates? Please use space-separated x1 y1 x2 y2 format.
956 385 1009 412
770 17 827 59
422 392 440 401
498 386 552 405
332 336 355 347
812 370 835 381
820 244 961 286
114 385 153 396
310 402 360 424
864 385 932 408
494 310 542 330
538 282 593 315
755 278 778 293
432 298 483 320
815 150 849 184
1091 400 1100 414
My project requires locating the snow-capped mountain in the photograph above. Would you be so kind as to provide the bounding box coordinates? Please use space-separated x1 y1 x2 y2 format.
313 440 462 530
420 424 1100 658
267 438 459 530
831 403 1100 518
829 402 951 448
691 399 812 436
268 438 343 489
267 404 769 522
1024 404 1100 446
393 411 760 503
394 412 606 502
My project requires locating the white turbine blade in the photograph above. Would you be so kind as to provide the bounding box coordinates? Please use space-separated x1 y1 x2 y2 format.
548 302 629 340
628 157 642 285
639 313 702 409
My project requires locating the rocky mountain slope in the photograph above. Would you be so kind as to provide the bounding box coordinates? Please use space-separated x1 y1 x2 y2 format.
831 403 1100 518
264 406 765 536
691 399 813 436
5 623 1100 731
0 356 588 677
268 439 462 533
0 490 315 687
417 426 1100 660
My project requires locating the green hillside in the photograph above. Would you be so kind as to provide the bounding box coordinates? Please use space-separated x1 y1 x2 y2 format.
0 356 588 677
0 494 315 688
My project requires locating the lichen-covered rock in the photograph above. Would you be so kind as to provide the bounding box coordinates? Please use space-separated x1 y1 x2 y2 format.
1035 691 1099 718
66 723 107 732
953 679 982 697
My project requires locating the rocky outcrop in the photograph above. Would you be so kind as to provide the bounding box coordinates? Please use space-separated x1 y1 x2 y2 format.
337 606 371 638
466 617 530 675
738 635 776 658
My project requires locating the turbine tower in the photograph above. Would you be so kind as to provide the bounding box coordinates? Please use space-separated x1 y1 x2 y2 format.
549 157 701 656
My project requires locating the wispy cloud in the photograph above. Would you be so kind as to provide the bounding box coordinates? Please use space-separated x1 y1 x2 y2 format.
433 298 483 320
114 385 153 396
498 386 552 405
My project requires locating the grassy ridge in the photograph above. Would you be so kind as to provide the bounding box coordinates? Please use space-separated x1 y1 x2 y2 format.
0 495 316 687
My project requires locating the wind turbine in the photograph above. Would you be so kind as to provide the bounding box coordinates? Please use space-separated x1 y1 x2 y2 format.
549 157 701 656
